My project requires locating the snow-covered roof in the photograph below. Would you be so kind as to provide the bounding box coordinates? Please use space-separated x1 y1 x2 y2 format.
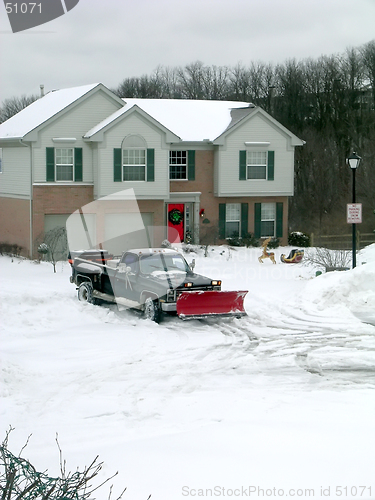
85 98 254 142
0 83 101 140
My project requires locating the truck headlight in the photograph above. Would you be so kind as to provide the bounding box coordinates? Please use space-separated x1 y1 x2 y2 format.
211 280 222 286
184 282 193 288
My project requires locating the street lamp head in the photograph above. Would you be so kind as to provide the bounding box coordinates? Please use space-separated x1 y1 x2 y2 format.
347 151 361 169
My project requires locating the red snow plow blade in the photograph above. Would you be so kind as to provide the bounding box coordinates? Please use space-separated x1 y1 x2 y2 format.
176 290 248 320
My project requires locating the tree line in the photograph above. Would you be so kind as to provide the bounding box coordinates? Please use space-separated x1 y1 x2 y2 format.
1 40 375 235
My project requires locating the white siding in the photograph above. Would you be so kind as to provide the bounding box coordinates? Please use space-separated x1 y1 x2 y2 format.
33 91 121 184
0 146 30 197
97 113 169 199
216 114 295 197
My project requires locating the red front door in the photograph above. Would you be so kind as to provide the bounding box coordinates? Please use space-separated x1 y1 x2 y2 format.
167 204 184 243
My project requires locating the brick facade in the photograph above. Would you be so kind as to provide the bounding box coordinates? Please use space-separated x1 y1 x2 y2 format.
32 185 94 256
0 197 30 256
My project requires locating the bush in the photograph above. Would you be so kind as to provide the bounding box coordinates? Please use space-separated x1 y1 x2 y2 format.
0 242 23 256
241 232 259 247
227 232 259 248
267 237 280 249
288 231 310 247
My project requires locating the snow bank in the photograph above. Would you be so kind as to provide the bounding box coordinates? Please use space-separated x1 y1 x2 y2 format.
303 244 375 315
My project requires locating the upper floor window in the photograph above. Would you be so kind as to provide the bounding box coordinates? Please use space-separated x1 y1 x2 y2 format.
123 149 146 181
56 148 74 181
170 151 187 180
239 150 274 181
169 150 195 181
121 135 147 182
247 151 267 179
46 147 83 182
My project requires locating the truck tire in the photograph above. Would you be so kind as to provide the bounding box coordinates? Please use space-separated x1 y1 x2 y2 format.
78 282 95 304
144 297 161 323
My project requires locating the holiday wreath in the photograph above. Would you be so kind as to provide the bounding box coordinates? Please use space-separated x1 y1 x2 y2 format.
168 208 184 225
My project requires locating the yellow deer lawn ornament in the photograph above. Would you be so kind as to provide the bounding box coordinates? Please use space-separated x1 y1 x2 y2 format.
258 237 276 264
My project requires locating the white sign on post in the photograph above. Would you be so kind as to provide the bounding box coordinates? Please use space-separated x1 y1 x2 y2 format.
347 203 362 224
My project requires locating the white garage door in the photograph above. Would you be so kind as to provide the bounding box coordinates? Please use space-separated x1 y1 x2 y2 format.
65 213 96 252
104 213 154 255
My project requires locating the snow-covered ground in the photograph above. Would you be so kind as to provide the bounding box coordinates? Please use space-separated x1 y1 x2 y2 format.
1 245 375 499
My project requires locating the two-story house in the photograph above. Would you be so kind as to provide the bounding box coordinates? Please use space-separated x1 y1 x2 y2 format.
0 83 304 258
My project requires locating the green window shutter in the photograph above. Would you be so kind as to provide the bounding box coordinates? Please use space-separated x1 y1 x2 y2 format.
239 150 247 180
46 147 55 182
276 202 283 238
113 148 122 182
254 203 261 238
147 148 155 182
240 203 248 237
267 151 275 181
188 150 195 180
74 148 83 182
219 203 226 239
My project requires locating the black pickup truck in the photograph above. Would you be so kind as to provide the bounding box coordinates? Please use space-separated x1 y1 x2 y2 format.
69 248 247 322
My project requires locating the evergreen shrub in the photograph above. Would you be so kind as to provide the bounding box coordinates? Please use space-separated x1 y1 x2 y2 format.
288 231 310 247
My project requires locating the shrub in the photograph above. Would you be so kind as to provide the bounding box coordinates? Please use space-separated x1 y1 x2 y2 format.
241 232 259 247
227 232 259 248
267 237 280 249
0 242 23 256
288 231 310 247
226 232 242 247
303 247 351 270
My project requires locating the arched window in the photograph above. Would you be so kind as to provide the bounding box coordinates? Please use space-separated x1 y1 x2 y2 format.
121 135 147 181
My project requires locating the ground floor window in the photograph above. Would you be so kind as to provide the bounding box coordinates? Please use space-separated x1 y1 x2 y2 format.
225 203 241 237
254 201 283 239
219 203 248 240
261 203 276 237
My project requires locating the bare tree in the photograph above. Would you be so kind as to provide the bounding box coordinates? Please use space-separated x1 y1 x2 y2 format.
0 428 128 500
361 40 375 108
0 94 38 123
177 61 206 99
202 65 230 100
37 226 68 273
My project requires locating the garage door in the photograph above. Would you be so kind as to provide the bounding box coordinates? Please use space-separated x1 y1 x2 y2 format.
104 213 154 255
44 214 97 261
64 213 97 252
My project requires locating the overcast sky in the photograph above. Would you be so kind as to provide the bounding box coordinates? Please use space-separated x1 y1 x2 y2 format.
1 0 375 102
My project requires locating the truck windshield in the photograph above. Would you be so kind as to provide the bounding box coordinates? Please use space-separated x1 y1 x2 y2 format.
140 253 190 274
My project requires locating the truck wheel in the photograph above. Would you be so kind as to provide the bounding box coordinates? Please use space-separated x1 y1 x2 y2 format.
144 297 161 323
78 282 95 304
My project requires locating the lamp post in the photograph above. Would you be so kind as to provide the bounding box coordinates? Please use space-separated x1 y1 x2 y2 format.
346 152 361 268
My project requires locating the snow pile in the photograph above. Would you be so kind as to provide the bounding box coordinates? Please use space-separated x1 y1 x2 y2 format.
303 244 375 314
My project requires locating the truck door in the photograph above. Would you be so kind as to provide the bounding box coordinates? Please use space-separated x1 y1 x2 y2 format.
113 252 141 303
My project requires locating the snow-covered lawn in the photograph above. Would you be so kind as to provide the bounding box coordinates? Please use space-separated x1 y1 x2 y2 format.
1 245 375 499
